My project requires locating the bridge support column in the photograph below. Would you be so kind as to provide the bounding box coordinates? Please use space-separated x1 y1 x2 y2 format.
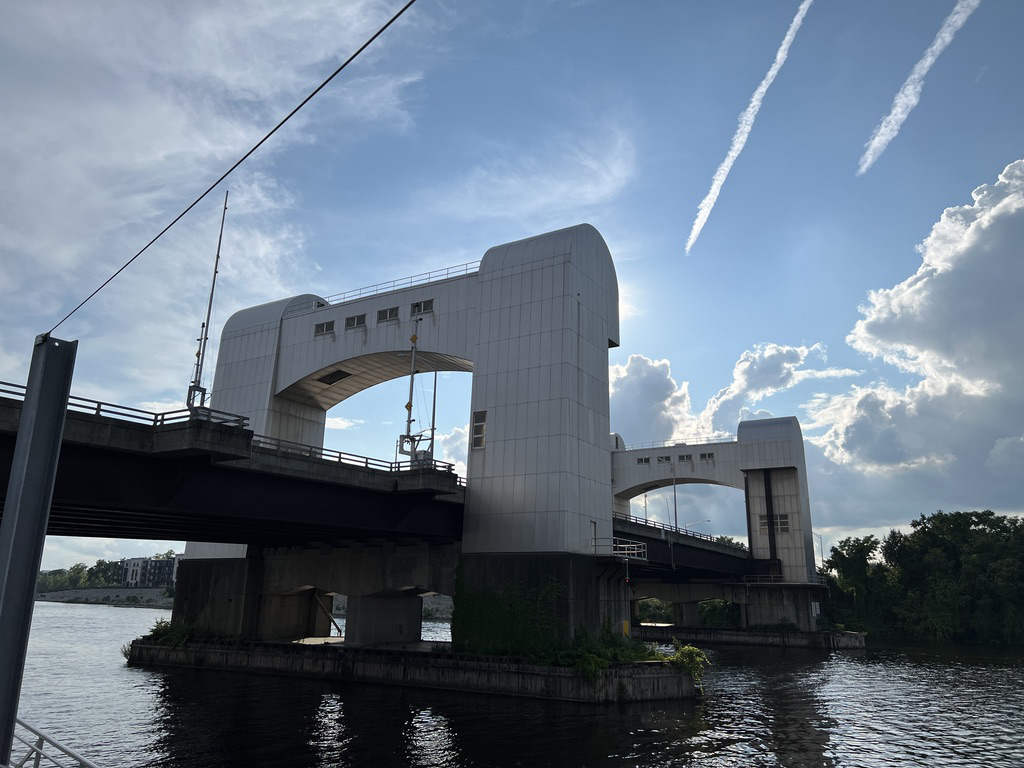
258 588 332 640
345 594 422 647
743 587 818 632
453 553 629 654
673 601 702 628
173 556 262 637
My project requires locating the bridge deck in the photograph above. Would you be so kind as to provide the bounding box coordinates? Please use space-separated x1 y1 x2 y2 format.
0 394 463 546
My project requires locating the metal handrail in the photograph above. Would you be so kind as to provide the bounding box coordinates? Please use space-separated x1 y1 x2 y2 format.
742 573 827 585
250 434 456 474
0 381 249 429
624 434 736 450
592 537 648 560
611 511 747 550
281 261 482 320
6 718 99 767
321 261 480 305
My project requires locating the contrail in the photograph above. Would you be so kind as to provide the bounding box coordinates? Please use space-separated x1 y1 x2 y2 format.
857 0 981 176
685 0 814 254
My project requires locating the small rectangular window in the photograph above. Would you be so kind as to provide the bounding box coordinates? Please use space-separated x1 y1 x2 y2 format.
345 314 366 330
679 454 692 462
636 457 650 465
700 452 715 461
410 298 434 315
759 514 790 534
471 410 486 449
377 306 399 322
314 320 335 336
657 455 671 464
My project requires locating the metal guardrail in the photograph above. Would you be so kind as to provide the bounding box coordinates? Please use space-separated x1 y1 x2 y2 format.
612 511 747 550
624 434 736 450
1 380 465 481
281 261 482 319
322 261 480 305
592 537 648 560
5 718 99 768
0 382 248 429
251 434 456 474
742 573 828 585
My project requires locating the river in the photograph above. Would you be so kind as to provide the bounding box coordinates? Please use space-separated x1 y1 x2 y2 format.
14 602 1024 767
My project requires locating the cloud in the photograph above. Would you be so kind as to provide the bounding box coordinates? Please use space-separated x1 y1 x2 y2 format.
609 344 855 445
704 343 858 433
610 355 700 445
806 160 1024 512
437 424 469 477
424 125 635 225
0 1 426 400
326 417 365 430
685 0 814 253
857 0 982 175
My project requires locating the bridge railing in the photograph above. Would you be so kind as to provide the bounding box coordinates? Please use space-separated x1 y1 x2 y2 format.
281 261 482 320
0 381 249 429
321 261 481 305
743 572 828 585
251 434 456 474
592 537 648 561
624 434 737 450
612 511 747 550
4 718 99 768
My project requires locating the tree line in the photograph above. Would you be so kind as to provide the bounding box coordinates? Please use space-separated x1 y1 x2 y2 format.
823 510 1024 646
35 550 176 593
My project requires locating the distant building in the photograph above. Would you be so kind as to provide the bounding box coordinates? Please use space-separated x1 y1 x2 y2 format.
121 555 181 588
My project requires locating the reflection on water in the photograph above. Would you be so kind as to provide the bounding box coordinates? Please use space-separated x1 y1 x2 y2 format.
18 603 1024 767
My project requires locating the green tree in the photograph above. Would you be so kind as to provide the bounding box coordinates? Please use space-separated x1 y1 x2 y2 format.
86 559 123 587
715 535 748 551
36 569 70 593
65 563 88 589
823 535 894 637
824 511 1024 646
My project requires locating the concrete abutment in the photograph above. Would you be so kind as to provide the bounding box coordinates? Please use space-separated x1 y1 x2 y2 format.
452 553 630 653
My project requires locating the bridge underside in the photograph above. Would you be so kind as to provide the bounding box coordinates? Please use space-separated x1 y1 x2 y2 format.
278 351 473 410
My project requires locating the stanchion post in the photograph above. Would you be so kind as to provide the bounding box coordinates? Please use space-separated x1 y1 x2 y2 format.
0 335 77 764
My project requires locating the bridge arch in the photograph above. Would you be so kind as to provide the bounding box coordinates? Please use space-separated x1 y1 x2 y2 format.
211 223 620 558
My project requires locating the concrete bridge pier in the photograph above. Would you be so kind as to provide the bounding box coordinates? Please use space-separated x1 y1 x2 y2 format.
173 542 458 643
345 592 423 647
636 582 824 633
673 601 702 629
453 553 631 651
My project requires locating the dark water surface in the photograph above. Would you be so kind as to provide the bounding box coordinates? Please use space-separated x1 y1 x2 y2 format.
17 602 1024 767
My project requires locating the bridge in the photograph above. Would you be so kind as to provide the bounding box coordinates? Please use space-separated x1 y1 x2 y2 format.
3 224 825 649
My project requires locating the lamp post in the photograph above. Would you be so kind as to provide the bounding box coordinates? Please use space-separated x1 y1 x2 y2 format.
683 518 710 533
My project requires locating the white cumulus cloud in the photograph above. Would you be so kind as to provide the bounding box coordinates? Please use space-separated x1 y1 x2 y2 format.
806 159 1024 513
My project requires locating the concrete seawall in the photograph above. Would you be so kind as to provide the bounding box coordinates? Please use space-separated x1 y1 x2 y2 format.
635 626 865 650
128 639 694 703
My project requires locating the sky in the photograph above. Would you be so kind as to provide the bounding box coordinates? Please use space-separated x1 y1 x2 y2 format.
1 0 1021 571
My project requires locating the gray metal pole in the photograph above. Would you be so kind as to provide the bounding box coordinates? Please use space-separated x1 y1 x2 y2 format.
0 335 77 764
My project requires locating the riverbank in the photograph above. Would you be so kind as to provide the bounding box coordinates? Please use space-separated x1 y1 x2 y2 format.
128 638 694 703
36 587 173 609
635 625 866 649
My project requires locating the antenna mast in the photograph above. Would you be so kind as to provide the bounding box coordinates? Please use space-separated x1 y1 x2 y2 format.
188 189 229 409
